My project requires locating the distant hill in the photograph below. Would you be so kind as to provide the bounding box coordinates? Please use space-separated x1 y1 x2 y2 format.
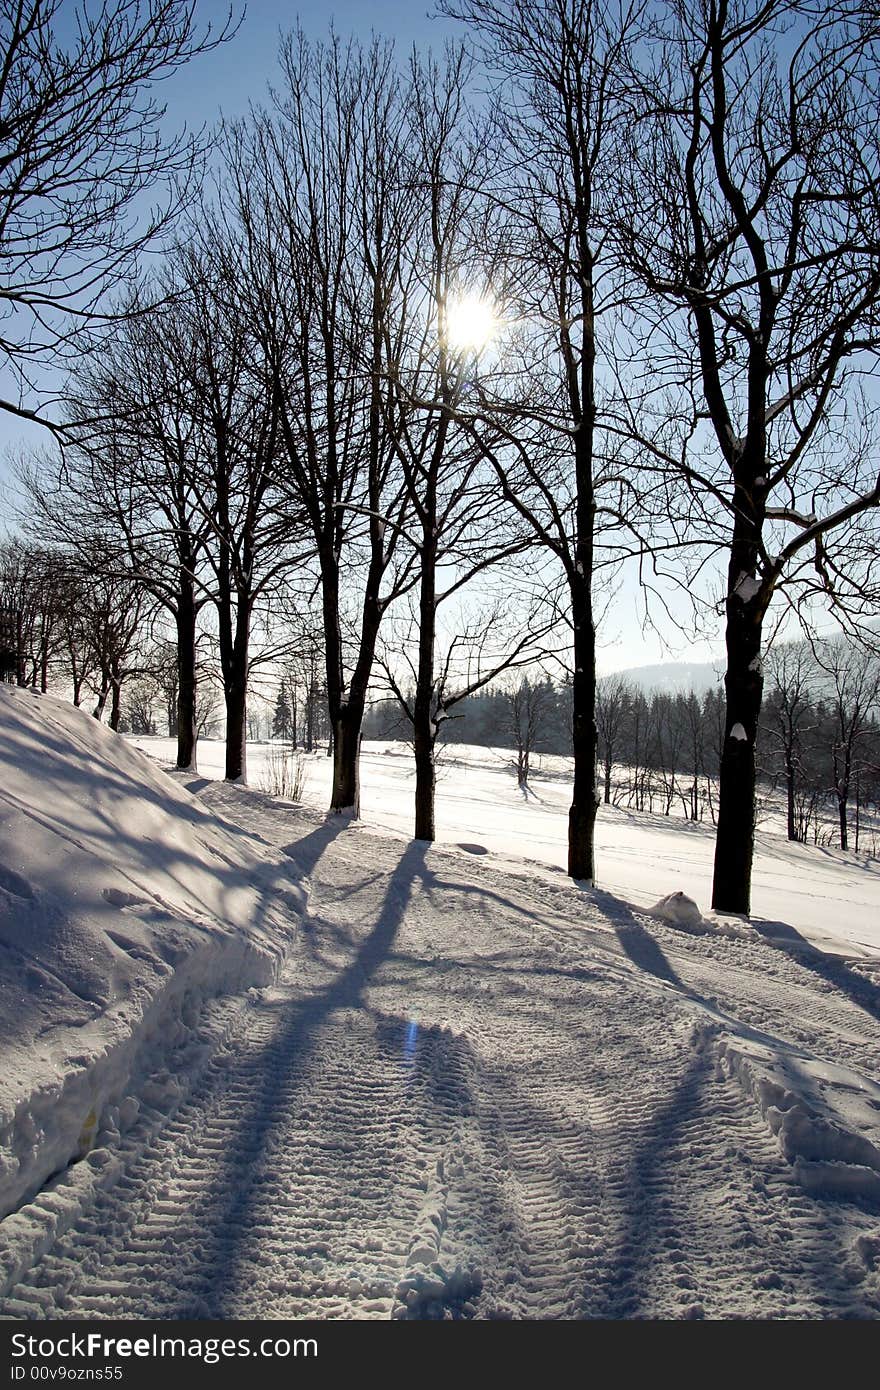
603 660 723 695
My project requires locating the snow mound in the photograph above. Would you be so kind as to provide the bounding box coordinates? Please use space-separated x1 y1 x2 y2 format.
651 891 703 929
0 687 303 1220
717 1034 880 1201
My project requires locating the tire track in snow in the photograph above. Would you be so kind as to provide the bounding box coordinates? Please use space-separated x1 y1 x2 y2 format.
1 991 464 1319
0 834 478 1321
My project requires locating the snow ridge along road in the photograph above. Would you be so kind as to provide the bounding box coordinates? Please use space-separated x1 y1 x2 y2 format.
2 776 879 1320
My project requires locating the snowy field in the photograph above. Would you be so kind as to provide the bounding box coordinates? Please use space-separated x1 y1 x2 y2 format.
1 694 879 1320
133 736 880 961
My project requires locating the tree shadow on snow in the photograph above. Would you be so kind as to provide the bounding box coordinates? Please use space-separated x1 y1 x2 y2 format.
750 918 880 1024
594 892 685 991
151 837 431 1319
279 815 350 879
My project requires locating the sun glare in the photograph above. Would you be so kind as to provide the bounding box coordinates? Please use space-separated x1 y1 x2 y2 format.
446 293 497 353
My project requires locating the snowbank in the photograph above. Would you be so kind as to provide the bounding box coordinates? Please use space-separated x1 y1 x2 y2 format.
717 1033 880 1200
0 688 303 1221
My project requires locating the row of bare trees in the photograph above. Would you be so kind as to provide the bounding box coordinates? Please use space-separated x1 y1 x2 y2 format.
763 639 880 852
365 643 879 852
0 541 148 726
2 2 880 916
440 0 880 911
19 33 552 841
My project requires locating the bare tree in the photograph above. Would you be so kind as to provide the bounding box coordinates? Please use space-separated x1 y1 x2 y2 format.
0 539 68 688
443 0 654 881
504 674 552 787
0 0 236 427
621 0 880 911
84 566 150 731
763 642 816 842
24 285 216 771
278 604 328 752
222 32 418 813
168 241 302 784
596 674 633 805
373 48 553 840
820 640 880 852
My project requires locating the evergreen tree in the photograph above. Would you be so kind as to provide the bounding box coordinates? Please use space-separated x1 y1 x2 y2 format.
272 680 293 743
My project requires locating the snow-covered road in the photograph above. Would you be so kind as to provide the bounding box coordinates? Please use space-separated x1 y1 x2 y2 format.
3 779 879 1320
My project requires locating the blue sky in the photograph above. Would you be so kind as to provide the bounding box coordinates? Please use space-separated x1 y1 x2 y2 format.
0 1 724 672
169 1 459 126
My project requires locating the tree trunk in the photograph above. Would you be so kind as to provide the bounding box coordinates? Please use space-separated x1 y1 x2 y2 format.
175 587 197 770
321 553 352 806
838 788 848 852
414 721 436 841
323 533 387 812
321 538 387 813
785 750 796 842
224 673 247 783
306 682 315 752
517 744 530 787
838 738 853 852
215 507 250 782
109 673 122 732
566 243 599 881
711 552 765 913
412 525 438 842
221 602 249 783
330 709 361 814
568 570 598 881
93 680 109 721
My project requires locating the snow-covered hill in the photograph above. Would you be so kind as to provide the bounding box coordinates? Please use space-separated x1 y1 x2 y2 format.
0 688 302 1224
602 659 723 694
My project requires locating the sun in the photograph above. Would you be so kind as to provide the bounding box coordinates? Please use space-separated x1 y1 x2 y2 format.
446 293 497 354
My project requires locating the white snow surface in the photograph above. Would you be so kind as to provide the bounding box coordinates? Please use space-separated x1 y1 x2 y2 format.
0 716 879 1318
0 689 301 1223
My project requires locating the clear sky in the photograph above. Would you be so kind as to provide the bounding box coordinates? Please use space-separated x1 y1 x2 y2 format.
0 0 726 674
